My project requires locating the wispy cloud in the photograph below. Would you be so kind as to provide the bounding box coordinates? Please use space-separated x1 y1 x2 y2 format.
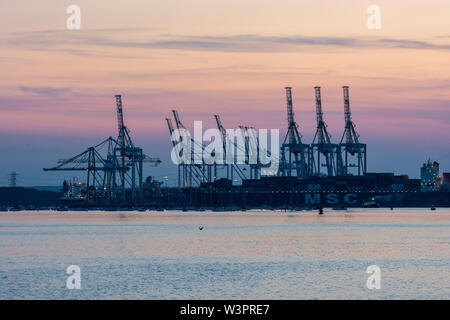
18 86 71 97
7 29 450 54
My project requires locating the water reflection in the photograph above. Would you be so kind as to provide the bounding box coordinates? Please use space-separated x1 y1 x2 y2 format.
0 209 449 299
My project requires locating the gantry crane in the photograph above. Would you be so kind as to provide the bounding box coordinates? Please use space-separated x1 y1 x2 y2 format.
114 95 162 200
279 87 310 178
310 86 338 176
338 86 367 175
239 125 261 179
214 114 247 182
45 95 160 204
45 137 124 202
168 110 215 188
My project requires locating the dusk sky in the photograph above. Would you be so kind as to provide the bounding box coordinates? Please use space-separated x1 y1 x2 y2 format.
1 0 449 186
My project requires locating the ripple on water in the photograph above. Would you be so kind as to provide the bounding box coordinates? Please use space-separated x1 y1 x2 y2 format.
0 209 449 299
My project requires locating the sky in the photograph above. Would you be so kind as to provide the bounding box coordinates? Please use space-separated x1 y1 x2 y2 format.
0 0 449 186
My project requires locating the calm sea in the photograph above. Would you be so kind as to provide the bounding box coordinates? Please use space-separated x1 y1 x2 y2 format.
0 209 449 299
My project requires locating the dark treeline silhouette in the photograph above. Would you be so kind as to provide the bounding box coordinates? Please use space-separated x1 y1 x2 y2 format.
0 187 61 207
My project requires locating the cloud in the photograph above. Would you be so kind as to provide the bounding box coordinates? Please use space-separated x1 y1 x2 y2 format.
18 86 71 97
6 29 450 54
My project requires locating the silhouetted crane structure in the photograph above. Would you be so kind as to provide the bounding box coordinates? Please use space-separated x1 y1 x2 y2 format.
214 114 247 182
114 94 147 200
46 137 122 201
338 86 367 175
44 95 160 204
167 86 364 185
239 125 261 179
44 85 367 204
310 86 339 176
168 110 215 188
166 117 183 187
279 87 310 178
216 116 277 181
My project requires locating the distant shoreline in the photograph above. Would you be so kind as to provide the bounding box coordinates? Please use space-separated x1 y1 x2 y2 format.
1 187 449 210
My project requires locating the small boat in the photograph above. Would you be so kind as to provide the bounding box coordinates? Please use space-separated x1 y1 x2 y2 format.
362 200 379 208
430 205 436 211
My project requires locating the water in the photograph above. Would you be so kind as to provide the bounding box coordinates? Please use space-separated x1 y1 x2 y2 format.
0 209 449 299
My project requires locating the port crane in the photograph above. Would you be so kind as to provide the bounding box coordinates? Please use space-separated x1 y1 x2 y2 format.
45 137 124 202
239 125 261 179
167 110 215 187
310 86 339 176
338 86 367 175
278 87 310 178
214 114 247 182
44 95 161 203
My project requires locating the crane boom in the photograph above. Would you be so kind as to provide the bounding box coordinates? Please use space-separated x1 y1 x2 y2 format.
339 86 366 175
343 86 351 125
214 114 228 154
115 95 126 147
172 110 184 130
342 86 359 144
285 87 297 145
314 86 325 144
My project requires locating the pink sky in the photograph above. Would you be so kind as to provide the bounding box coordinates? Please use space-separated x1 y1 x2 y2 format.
1 0 449 185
